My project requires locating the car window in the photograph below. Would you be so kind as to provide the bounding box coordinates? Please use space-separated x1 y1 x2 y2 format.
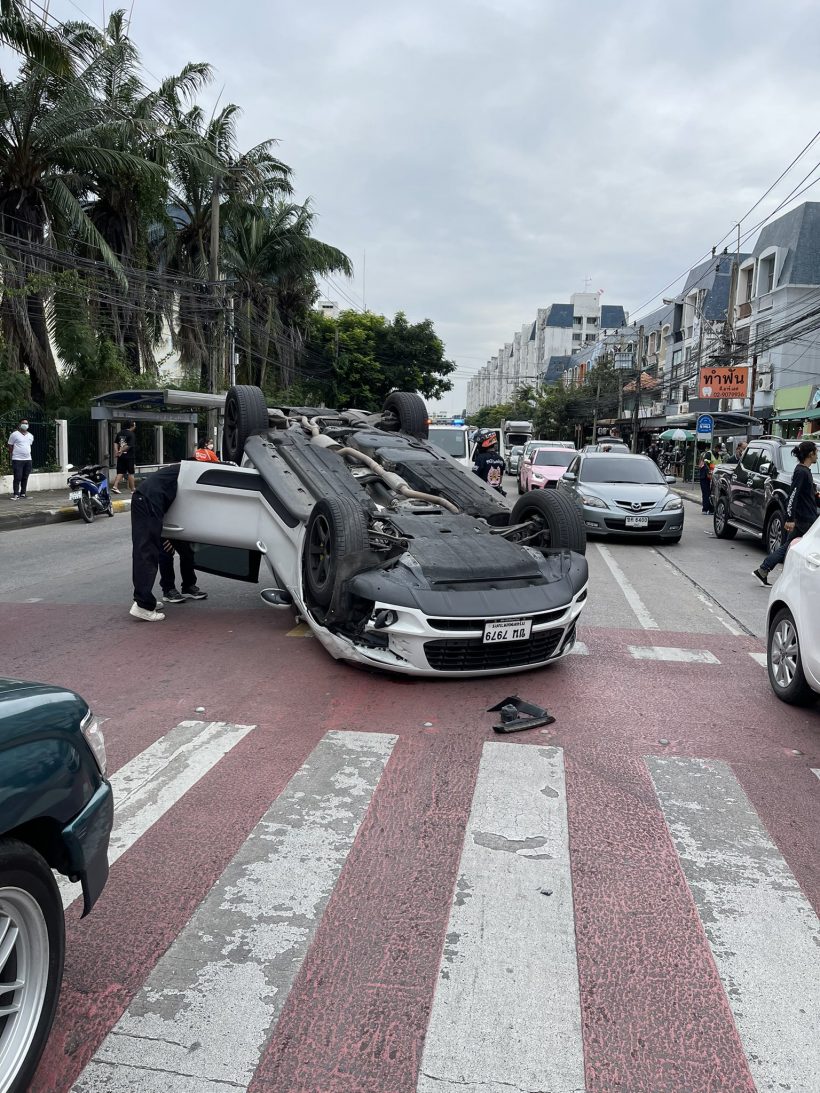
579 456 666 484
532 449 576 467
740 448 761 473
780 447 820 479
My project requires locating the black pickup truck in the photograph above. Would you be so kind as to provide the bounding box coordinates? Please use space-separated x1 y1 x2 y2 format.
711 437 820 551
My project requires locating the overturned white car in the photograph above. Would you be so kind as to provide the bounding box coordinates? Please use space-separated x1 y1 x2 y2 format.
164 386 589 677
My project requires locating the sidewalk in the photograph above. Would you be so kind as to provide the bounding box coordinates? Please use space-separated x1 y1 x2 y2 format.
0 487 131 532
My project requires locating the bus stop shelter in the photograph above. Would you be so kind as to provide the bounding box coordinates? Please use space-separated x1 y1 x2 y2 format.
90 390 226 466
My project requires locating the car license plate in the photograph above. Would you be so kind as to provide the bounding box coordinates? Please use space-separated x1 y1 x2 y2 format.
483 617 532 643
625 516 649 528
69 490 83 501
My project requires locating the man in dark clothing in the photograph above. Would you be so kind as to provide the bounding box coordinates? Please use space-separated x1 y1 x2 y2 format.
647 440 659 464
130 464 207 620
112 420 137 494
754 441 818 585
472 430 506 493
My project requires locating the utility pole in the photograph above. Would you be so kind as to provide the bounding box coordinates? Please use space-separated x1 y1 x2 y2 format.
631 325 644 453
747 353 758 439
592 376 601 442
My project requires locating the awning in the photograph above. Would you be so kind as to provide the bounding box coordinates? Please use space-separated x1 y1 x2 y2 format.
772 407 820 422
659 429 696 441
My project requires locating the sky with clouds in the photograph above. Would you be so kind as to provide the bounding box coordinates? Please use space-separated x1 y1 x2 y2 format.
23 1 820 410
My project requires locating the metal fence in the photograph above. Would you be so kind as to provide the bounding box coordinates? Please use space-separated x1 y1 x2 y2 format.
0 411 58 474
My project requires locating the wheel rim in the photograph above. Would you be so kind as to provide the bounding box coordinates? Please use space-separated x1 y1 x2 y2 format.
771 618 800 689
80 495 93 520
0 888 50 1093
767 515 783 553
308 514 333 591
715 501 726 533
225 399 239 456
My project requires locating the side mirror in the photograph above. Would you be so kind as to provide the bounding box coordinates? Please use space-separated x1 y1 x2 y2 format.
66 463 74 471
758 462 772 476
562 472 577 482
665 475 676 484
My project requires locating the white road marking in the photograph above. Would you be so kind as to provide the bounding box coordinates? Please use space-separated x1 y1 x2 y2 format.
417 743 585 1093
647 757 820 1093
749 651 768 667
73 730 397 1093
568 640 589 655
628 646 720 664
59 720 254 910
813 769 819 781
595 542 659 629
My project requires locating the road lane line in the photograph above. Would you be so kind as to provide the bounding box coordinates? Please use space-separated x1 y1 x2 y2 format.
72 730 397 1093
748 651 768 667
417 743 585 1093
628 646 720 664
813 769 819 780
647 757 820 1093
594 543 659 629
59 720 254 910
652 548 743 636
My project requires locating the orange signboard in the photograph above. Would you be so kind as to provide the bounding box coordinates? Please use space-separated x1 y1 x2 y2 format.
698 367 750 399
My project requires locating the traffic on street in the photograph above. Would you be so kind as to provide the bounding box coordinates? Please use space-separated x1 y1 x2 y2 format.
1 471 817 1092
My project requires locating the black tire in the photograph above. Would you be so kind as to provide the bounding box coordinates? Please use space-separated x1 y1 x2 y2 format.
77 493 94 523
0 838 65 1093
510 490 586 555
222 385 269 463
382 391 429 439
767 607 816 705
517 478 524 495
713 495 737 539
303 496 369 608
764 507 785 555
107 502 115 517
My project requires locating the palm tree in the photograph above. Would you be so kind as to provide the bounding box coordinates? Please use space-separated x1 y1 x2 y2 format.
222 200 352 389
164 103 293 387
0 8 161 400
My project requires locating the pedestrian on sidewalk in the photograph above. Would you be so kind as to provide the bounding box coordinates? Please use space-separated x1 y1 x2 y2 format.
754 440 819 586
194 438 219 462
698 449 715 514
112 421 137 494
159 539 208 605
130 463 207 621
7 417 34 499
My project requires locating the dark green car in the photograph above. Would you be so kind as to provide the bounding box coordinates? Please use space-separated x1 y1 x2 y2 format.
0 678 113 1093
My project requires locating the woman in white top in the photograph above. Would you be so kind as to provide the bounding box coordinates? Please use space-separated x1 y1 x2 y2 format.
7 417 34 499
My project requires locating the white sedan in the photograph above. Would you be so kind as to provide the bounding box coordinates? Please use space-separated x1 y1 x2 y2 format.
766 519 820 703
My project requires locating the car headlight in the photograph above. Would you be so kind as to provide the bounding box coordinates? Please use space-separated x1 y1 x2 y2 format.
81 711 107 776
531 473 545 481
663 495 683 511
579 492 608 508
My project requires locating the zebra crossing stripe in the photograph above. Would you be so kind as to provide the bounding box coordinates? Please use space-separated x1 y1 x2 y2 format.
647 757 820 1093
59 720 255 910
629 646 720 664
72 730 397 1093
417 743 585 1093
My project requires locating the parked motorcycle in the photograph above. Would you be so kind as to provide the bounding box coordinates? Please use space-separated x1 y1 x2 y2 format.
67 464 115 523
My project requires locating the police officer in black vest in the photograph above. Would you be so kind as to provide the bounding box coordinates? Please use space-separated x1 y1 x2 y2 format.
472 430 507 495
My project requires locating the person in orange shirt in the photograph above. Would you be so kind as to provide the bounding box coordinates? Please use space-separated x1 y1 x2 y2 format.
194 438 219 462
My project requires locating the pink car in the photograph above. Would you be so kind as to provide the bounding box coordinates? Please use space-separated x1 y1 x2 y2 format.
519 446 577 493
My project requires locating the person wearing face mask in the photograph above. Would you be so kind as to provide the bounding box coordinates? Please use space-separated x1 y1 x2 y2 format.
194 437 219 462
7 418 34 499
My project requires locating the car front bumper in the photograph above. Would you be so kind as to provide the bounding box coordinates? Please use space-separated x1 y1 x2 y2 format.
305 587 588 677
61 779 114 916
580 504 684 538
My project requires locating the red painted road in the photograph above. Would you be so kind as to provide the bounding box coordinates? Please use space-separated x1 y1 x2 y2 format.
1 601 818 1092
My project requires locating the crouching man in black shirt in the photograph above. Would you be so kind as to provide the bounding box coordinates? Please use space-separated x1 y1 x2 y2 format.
130 464 207 621
472 430 507 494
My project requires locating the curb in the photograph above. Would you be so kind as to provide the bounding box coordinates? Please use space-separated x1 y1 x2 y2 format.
0 497 130 533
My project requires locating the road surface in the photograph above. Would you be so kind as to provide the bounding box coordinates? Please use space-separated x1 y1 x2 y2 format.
1 502 818 1093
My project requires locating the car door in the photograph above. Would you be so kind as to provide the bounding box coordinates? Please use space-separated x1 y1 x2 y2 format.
731 445 761 525
748 443 776 531
162 461 270 582
795 521 820 687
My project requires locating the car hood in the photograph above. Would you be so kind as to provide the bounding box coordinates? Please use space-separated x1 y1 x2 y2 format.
530 465 566 481
580 481 672 506
0 678 88 744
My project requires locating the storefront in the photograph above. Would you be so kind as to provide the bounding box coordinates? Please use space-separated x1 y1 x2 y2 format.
772 385 820 438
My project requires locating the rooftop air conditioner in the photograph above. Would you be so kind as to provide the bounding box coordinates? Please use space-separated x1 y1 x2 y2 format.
678 401 689 414
756 375 772 393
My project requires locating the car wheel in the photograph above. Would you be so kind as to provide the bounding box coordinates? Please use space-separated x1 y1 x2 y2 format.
77 493 94 524
0 839 65 1093
517 479 524 495
767 607 816 705
764 508 785 555
381 391 429 439
303 496 369 608
222 385 269 463
510 490 586 555
713 495 737 539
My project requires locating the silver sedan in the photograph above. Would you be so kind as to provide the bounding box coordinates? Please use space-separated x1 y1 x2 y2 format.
557 452 684 542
